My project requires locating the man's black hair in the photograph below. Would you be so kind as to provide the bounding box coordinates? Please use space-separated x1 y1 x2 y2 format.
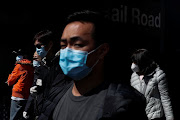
33 29 55 45
66 10 111 47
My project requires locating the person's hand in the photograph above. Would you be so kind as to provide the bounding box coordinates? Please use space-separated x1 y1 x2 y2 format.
23 111 29 119
30 86 38 94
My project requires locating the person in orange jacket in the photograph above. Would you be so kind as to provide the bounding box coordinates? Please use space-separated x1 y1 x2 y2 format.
7 50 34 120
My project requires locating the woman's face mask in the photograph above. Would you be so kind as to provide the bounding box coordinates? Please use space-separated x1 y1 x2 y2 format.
131 63 140 72
59 46 100 81
16 55 23 61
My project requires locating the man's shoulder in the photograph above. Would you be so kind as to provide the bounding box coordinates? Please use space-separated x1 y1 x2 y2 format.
102 83 147 119
107 83 144 99
105 82 146 107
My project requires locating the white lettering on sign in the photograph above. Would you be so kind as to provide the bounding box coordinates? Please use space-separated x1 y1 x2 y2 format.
111 5 127 23
132 8 160 28
108 5 161 28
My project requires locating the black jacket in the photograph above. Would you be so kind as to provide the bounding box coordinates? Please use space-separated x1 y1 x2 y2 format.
24 56 62 117
37 76 148 120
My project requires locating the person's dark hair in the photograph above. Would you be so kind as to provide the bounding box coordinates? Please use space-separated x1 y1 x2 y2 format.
66 10 110 47
34 29 60 56
131 49 157 75
33 30 55 45
12 48 32 60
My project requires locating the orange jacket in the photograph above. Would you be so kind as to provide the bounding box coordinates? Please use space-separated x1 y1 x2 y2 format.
7 59 34 99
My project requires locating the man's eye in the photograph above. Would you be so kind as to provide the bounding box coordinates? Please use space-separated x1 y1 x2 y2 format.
60 45 67 49
74 44 84 47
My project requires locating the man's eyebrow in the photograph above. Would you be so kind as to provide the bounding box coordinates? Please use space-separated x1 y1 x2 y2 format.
60 37 85 43
60 39 67 42
70 36 82 42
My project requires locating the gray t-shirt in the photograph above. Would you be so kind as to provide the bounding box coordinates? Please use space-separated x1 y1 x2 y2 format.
52 83 108 120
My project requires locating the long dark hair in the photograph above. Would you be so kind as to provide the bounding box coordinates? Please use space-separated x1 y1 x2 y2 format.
131 49 157 75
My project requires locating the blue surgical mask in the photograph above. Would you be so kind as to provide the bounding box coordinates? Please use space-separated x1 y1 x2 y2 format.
59 47 100 80
16 55 23 61
36 46 48 58
33 60 41 67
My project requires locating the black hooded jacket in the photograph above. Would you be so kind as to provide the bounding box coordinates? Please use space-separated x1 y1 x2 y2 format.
24 56 62 117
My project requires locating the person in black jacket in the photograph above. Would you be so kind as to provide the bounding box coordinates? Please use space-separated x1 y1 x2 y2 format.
37 10 148 120
23 30 62 119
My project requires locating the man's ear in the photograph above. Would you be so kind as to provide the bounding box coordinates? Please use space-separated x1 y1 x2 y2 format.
47 41 53 50
98 43 109 60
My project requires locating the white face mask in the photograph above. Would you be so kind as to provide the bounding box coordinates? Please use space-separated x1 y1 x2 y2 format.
33 60 41 67
131 63 140 72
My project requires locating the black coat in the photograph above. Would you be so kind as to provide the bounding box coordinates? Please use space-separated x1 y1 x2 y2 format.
37 77 148 120
24 56 62 117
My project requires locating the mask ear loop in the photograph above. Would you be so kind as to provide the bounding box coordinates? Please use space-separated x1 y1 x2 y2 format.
91 59 100 69
88 45 103 69
88 45 102 55
43 42 53 60
46 42 53 53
